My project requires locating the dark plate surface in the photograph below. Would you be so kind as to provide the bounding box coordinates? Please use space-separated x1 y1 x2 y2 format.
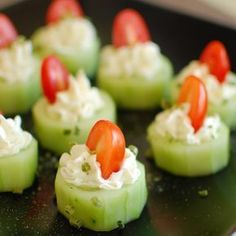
1 0 236 235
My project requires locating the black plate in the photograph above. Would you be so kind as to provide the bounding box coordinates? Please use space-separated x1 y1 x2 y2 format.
1 0 236 235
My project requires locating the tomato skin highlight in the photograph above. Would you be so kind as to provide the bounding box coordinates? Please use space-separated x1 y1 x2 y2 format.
0 14 17 49
177 75 208 132
46 0 83 24
86 120 126 179
112 8 150 48
199 40 230 83
41 55 69 103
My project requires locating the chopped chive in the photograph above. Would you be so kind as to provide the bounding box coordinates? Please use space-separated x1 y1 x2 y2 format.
198 189 208 198
91 219 96 224
91 197 102 208
117 220 125 229
65 205 74 215
63 129 71 135
81 162 91 173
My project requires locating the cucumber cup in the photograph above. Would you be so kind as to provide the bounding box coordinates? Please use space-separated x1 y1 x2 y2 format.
148 75 230 177
55 161 147 231
0 138 38 193
55 120 147 231
33 56 116 155
97 9 173 110
0 115 38 193
32 18 100 77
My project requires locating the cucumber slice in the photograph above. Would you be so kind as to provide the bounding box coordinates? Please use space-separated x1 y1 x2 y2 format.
147 122 230 176
33 91 116 155
55 161 147 231
0 58 41 115
32 29 100 77
0 138 38 193
97 55 173 110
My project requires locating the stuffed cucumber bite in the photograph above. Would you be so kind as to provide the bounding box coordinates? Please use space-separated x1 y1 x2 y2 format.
97 9 173 110
170 40 236 129
33 56 116 155
32 0 100 77
0 114 38 193
148 75 230 177
55 120 147 231
0 14 41 115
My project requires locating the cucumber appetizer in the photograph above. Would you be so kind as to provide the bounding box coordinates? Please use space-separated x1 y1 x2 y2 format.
33 56 116 155
0 14 41 115
32 0 100 77
55 120 147 231
97 9 173 110
169 40 236 129
0 115 38 193
148 75 230 177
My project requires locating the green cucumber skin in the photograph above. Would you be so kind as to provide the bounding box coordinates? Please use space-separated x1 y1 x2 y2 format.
32 29 100 77
55 162 147 231
0 58 41 115
147 123 230 177
0 138 38 193
33 91 116 155
97 55 173 110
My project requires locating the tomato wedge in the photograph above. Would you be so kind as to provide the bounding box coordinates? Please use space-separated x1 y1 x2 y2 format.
41 55 69 103
0 14 17 49
46 0 83 24
112 8 150 48
199 40 230 83
177 75 208 132
86 120 126 179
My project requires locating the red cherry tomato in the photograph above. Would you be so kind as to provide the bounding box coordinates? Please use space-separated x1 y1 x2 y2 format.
112 8 150 48
0 14 17 49
86 120 126 179
46 0 83 24
199 40 230 83
177 75 208 132
41 55 69 103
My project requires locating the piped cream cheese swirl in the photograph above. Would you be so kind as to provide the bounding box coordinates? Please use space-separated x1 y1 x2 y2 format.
46 71 104 122
100 42 162 80
0 115 32 156
152 105 221 144
59 144 140 190
0 38 35 83
35 18 97 53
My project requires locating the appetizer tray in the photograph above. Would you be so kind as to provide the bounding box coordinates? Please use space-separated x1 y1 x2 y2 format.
1 0 236 235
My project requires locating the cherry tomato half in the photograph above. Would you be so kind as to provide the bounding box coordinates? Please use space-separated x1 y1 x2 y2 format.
199 40 230 83
41 55 69 103
112 8 150 48
46 0 83 24
0 14 17 49
177 75 208 132
86 120 126 179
